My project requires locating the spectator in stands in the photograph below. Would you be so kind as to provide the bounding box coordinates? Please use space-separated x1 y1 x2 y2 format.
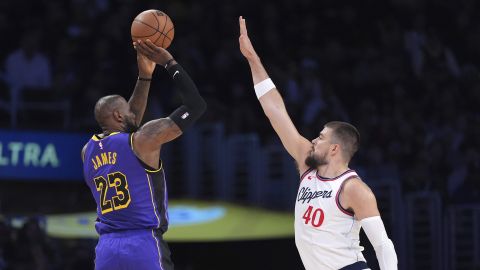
4 30 51 94
3 30 52 127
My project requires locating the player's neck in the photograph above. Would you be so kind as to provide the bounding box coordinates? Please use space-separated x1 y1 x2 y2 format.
317 162 349 179
101 127 123 135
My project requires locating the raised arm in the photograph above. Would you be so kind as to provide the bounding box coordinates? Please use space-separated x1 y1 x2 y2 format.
239 16 311 173
128 51 156 126
131 40 207 167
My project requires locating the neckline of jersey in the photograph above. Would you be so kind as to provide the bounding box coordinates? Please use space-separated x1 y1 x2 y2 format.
316 169 355 181
91 132 122 141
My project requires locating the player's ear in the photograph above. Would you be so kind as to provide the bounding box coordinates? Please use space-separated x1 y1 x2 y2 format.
330 144 340 155
113 109 123 122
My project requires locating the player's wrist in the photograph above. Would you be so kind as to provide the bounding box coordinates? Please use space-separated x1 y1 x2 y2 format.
164 58 177 69
247 55 261 65
137 76 152 81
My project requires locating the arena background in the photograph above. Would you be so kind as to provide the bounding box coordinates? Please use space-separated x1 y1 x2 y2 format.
1 0 480 269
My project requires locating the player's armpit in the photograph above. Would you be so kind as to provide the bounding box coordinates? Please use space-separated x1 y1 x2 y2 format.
133 118 182 151
340 177 380 220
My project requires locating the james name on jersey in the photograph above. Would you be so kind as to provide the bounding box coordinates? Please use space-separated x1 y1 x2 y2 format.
91 151 118 170
297 187 332 204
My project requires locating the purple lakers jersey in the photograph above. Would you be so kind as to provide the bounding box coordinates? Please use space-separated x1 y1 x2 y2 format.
83 132 168 235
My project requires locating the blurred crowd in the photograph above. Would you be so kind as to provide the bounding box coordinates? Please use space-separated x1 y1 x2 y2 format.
0 217 95 270
1 0 480 268
0 0 480 197
1 0 480 196
2 0 477 201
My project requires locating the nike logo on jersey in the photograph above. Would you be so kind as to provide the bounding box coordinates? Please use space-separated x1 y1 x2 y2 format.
297 187 332 203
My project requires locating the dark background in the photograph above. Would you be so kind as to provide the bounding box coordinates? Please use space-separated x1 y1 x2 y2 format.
1 0 480 269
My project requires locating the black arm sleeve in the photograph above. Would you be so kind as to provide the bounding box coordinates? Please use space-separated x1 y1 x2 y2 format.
166 63 207 131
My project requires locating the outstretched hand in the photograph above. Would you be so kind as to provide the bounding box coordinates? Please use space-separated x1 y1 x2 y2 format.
134 40 174 67
136 50 156 78
239 16 259 61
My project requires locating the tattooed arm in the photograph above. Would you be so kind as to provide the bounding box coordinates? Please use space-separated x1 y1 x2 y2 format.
132 118 182 169
128 50 156 126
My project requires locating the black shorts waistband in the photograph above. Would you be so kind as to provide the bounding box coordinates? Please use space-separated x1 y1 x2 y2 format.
339 261 369 270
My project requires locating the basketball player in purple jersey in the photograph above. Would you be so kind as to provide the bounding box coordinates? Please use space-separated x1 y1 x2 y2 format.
239 17 397 270
82 40 206 270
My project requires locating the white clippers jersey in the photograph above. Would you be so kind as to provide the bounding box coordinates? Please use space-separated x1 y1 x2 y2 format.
295 169 366 270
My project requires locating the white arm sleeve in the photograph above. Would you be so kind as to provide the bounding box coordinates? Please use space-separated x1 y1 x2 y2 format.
361 216 398 270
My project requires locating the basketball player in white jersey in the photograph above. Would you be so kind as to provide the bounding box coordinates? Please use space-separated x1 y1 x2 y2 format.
238 16 398 270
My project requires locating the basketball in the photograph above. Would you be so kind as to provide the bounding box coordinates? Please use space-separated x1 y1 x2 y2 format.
131 10 174 49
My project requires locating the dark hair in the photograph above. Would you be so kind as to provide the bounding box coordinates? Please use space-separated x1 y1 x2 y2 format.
325 121 360 161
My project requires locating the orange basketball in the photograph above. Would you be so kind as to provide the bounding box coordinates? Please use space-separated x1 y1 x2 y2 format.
131 10 174 49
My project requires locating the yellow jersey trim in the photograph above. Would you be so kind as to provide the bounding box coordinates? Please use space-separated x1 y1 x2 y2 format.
129 133 162 173
146 174 161 228
145 161 163 173
129 133 134 151
151 230 163 269
90 132 121 141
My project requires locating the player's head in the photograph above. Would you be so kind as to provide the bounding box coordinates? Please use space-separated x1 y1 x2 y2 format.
305 121 360 168
94 95 138 133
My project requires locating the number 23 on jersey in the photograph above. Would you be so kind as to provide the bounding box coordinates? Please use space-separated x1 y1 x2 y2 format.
94 172 131 214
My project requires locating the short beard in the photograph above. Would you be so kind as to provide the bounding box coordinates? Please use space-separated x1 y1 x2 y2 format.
305 151 328 168
123 119 139 133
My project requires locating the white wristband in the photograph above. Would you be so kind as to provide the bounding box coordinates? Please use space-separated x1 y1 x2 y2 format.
254 78 276 99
